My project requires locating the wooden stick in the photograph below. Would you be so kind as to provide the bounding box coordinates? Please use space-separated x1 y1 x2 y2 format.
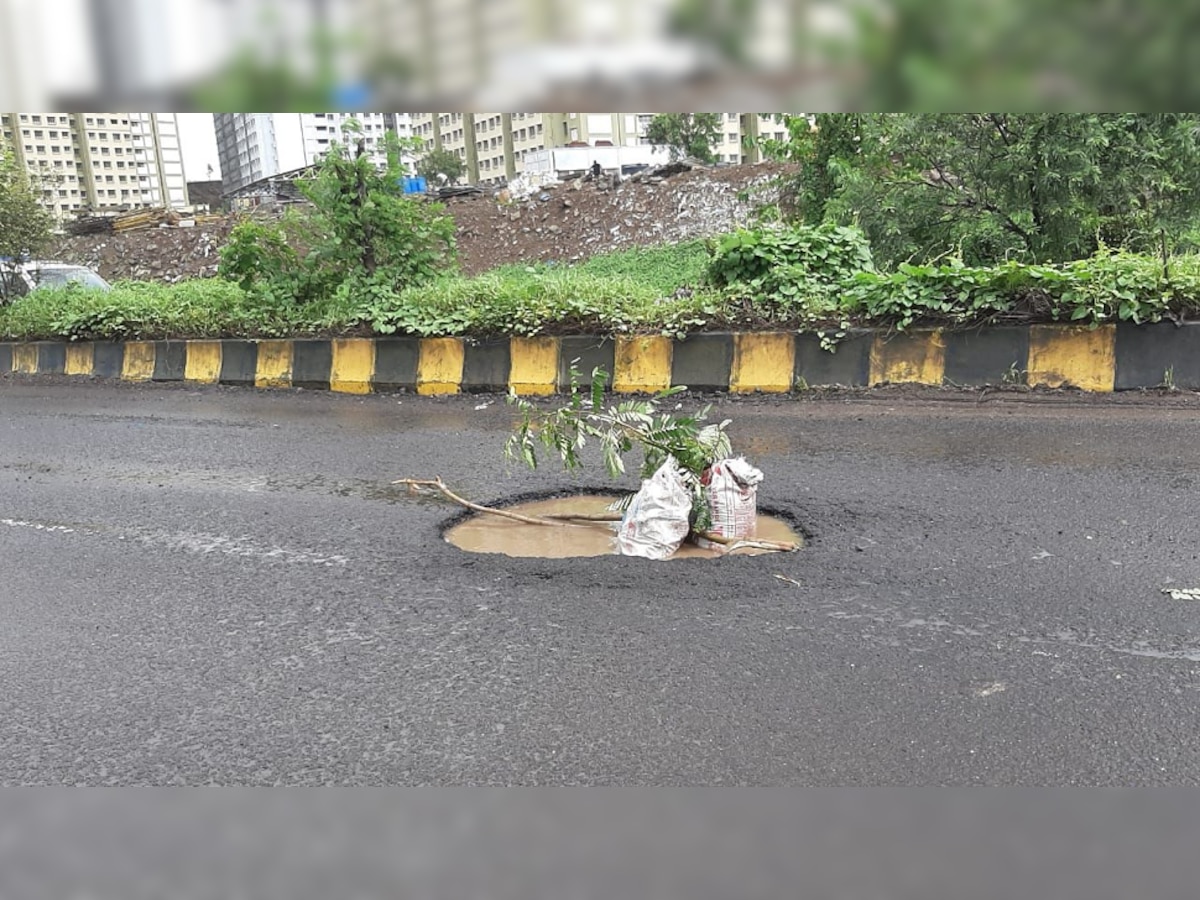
695 530 800 552
392 477 564 526
541 511 624 522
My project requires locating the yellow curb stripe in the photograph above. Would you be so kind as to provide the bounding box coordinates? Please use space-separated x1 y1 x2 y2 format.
731 333 795 393
184 341 222 383
12 345 37 374
121 341 156 381
255 340 294 388
65 344 94 376
509 336 559 395
869 330 946 386
417 337 464 395
1028 324 1115 392
331 338 375 394
614 336 673 393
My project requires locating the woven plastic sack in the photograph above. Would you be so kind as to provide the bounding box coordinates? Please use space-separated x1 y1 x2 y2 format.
696 457 763 550
617 458 692 560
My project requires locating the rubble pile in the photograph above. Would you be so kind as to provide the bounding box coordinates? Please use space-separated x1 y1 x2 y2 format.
48 219 236 283
45 160 796 282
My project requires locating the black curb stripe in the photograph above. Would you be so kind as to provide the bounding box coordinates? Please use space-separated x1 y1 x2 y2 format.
36 342 66 375
22 326 1200 391
218 340 258 385
373 337 419 390
795 332 872 388
292 339 333 390
92 342 124 379
1115 321 1200 391
559 336 616 390
0 343 12 373
152 340 187 381
462 339 511 392
943 327 1030 387
671 333 733 392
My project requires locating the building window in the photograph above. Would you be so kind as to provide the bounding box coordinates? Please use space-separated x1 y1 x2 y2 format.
85 117 93 124
31 115 40 124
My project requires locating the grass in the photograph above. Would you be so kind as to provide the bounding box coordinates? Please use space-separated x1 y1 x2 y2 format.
5 235 1200 343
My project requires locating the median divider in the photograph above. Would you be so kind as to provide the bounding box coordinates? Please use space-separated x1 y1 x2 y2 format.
3 325 1199 393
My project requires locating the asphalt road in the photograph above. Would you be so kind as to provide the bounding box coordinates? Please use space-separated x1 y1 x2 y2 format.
3 376 1200 785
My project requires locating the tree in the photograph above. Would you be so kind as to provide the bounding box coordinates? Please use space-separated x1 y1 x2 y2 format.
219 122 456 300
415 148 466 185
645 114 722 164
0 139 53 262
766 114 1200 267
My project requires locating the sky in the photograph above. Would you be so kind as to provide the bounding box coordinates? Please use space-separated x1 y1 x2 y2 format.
177 113 221 181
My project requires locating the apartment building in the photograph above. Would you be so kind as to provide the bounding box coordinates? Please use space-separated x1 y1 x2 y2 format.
215 113 415 196
712 113 790 164
1 112 189 221
411 112 648 185
410 112 788 185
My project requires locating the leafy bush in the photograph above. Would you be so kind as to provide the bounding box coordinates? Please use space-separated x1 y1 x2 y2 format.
839 249 1197 330
216 124 457 307
705 224 875 320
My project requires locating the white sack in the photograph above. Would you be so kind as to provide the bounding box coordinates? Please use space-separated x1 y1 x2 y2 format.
617 457 692 560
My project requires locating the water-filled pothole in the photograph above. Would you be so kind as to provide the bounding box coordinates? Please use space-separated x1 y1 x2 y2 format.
445 494 804 559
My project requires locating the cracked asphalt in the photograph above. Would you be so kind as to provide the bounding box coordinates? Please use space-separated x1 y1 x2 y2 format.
3 376 1200 785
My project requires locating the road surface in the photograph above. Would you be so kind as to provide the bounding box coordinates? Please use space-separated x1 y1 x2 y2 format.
3 377 1200 784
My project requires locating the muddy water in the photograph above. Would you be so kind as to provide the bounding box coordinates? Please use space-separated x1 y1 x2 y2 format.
445 494 803 559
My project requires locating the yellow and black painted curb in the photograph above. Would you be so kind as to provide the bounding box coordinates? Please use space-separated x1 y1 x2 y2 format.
1 325 1196 394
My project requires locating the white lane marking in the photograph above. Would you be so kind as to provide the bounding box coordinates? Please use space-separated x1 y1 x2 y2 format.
3 516 347 567
138 530 349 568
2 518 75 534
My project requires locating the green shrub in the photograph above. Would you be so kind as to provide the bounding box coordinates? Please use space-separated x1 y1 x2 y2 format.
706 224 875 289
216 126 457 306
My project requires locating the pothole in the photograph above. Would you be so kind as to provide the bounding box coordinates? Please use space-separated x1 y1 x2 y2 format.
445 493 805 559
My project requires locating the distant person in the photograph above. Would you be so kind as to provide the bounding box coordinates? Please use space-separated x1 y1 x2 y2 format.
591 160 602 179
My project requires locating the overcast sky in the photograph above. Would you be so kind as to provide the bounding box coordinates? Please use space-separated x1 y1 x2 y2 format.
177 113 221 181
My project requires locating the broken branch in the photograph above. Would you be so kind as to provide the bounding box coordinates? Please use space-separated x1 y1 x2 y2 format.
393 477 565 526
696 530 800 553
542 511 624 522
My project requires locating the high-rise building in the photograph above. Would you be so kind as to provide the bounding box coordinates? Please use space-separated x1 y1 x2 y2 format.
214 113 415 197
412 112 643 185
410 112 780 185
0 112 190 221
212 114 279 196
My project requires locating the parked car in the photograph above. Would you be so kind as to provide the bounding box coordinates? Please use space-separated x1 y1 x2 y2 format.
0 260 111 303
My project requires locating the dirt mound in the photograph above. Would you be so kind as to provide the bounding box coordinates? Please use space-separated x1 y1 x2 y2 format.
46 161 795 283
